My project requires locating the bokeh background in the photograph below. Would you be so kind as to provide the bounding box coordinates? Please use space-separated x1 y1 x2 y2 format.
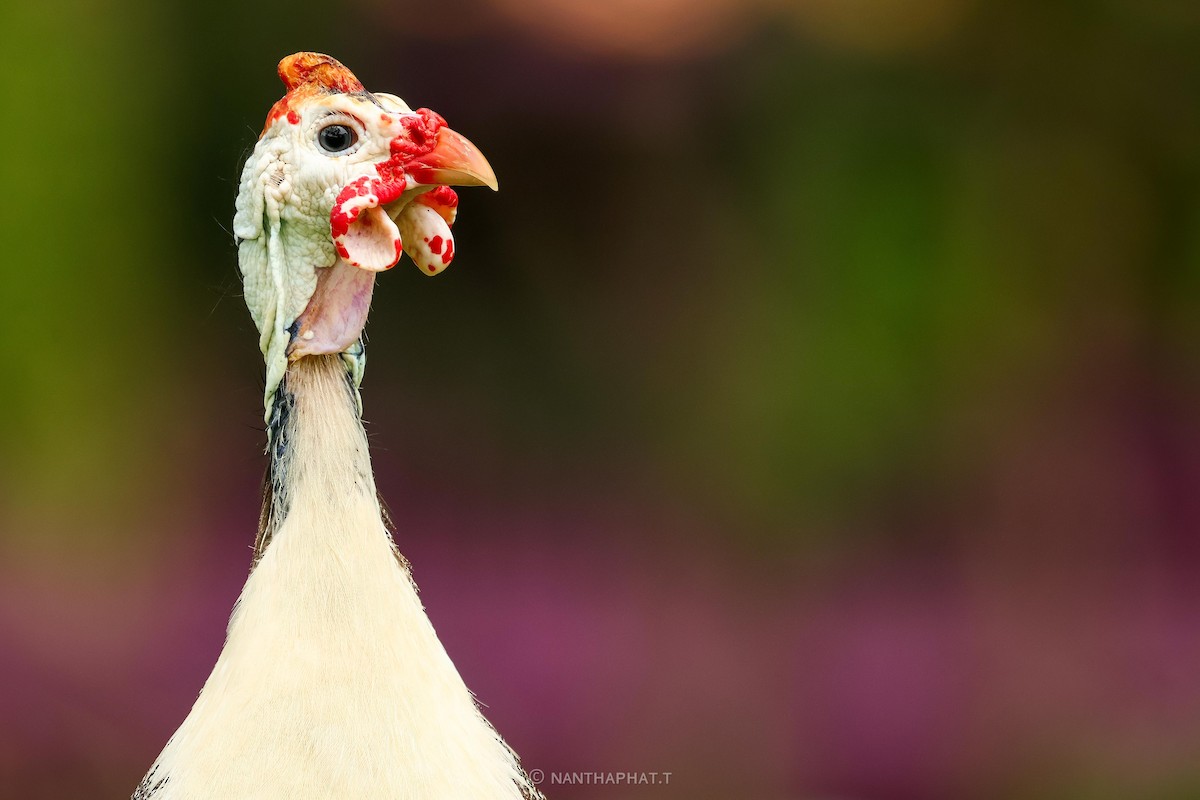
2 0 1200 798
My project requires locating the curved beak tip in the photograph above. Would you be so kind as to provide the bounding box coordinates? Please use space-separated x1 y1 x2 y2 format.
412 126 498 191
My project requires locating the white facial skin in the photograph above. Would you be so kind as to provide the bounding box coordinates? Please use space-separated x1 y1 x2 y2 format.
233 88 490 413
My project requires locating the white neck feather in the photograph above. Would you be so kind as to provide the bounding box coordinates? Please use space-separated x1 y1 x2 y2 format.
137 356 537 800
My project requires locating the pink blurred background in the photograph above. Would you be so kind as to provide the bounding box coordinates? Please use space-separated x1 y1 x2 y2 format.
2 0 1200 797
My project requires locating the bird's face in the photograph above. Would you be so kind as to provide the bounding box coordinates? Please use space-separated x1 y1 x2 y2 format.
234 53 496 404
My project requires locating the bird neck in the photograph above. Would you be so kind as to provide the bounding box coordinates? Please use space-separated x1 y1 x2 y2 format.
255 353 378 561
141 352 538 800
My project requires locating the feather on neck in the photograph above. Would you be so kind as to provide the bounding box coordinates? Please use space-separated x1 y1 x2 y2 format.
136 355 538 799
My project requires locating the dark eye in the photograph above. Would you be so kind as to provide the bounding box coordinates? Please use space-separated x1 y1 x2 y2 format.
317 124 357 153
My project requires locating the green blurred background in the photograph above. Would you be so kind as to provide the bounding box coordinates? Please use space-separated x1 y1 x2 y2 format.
3 0 1200 798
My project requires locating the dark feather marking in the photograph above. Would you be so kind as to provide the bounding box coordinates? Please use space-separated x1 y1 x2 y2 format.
132 765 169 799
253 375 296 564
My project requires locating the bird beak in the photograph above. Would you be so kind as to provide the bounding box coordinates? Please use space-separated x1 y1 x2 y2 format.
405 126 498 191
293 125 495 360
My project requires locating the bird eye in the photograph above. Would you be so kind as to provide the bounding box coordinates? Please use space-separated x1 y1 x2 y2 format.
317 124 358 154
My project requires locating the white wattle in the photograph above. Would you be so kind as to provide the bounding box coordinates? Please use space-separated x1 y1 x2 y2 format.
140 357 535 800
398 202 455 275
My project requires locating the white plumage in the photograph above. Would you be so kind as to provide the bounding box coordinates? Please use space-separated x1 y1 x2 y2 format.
136 53 536 799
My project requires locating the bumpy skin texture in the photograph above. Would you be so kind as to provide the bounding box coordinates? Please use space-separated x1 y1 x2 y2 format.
233 54 489 417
